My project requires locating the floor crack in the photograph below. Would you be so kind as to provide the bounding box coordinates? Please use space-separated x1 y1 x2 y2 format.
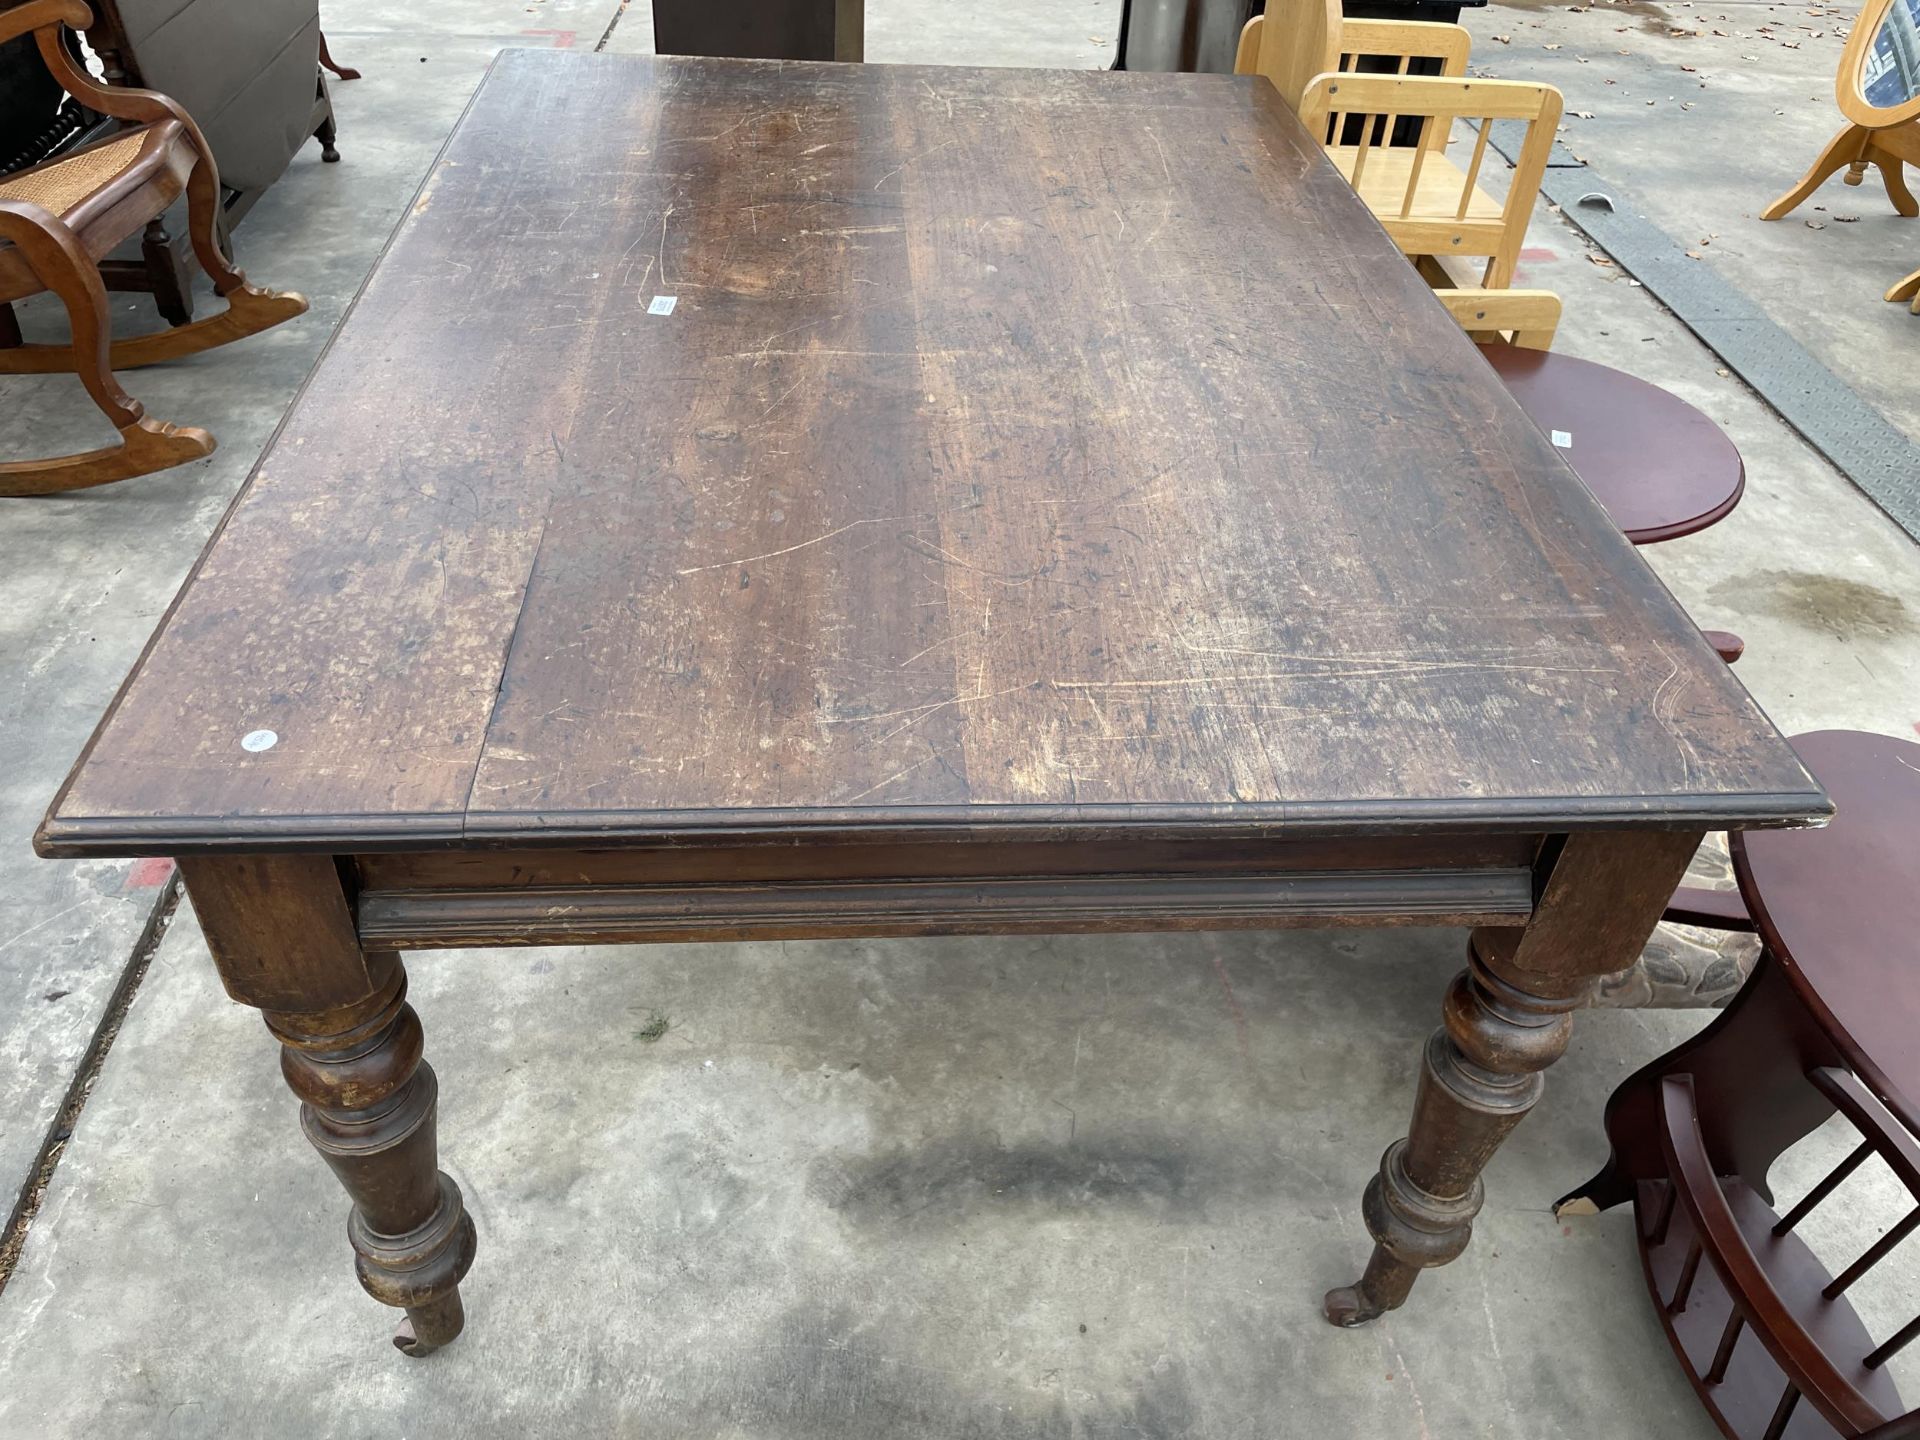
0 871 182 1297
594 0 634 52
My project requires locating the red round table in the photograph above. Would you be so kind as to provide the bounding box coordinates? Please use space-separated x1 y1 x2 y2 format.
1483 342 1746 545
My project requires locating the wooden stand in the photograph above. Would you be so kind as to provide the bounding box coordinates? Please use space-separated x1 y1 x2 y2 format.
1762 0 1920 223
1762 122 1919 221
1886 263 1920 313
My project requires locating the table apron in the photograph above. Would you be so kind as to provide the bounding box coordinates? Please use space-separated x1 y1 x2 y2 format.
353 865 1537 951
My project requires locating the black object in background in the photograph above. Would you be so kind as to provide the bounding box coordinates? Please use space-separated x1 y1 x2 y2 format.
651 0 864 60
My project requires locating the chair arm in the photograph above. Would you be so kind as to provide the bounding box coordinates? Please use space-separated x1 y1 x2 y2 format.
1701 629 1745 665
0 0 90 47
1234 15 1263 75
1659 1075 1889 1436
22 16 225 189
1434 288 1562 349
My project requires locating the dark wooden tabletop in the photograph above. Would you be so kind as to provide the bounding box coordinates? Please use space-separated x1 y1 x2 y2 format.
39 50 1825 857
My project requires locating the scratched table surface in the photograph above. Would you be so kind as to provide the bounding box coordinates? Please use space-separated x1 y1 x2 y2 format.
40 49 1823 857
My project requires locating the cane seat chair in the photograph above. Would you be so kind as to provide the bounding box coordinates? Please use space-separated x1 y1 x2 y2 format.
0 0 307 496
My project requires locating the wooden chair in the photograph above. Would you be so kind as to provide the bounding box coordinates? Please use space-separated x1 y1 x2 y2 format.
0 0 306 497
1562 730 1920 1440
1427 281 1561 349
1233 1 1564 340
1297 73 1562 291
1234 0 1473 119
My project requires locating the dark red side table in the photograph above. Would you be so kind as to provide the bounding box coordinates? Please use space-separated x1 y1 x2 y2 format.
1484 342 1746 545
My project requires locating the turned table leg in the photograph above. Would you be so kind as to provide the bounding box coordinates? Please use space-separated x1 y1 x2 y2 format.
1324 831 1701 1326
179 855 475 1356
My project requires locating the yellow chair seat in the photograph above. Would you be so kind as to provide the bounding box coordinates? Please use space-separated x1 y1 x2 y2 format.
1322 143 1503 224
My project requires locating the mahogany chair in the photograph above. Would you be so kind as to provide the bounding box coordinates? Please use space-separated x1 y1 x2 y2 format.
0 0 306 496
1561 730 1920 1440
318 31 360 82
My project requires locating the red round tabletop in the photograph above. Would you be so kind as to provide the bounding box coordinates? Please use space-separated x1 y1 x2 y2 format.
1733 730 1920 1138
1482 342 1746 545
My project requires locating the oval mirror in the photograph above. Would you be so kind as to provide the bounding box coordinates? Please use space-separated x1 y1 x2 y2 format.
1842 0 1920 125
1865 0 1920 108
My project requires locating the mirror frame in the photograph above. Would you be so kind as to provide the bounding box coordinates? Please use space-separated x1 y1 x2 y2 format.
1839 0 1920 128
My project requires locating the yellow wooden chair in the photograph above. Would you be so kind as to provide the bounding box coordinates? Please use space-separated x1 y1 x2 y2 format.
1234 0 1563 345
1428 285 1562 349
1233 0 1472 113
1297 73 1562 290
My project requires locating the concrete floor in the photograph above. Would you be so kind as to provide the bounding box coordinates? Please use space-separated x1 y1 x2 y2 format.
1466 0 1920 444
0 0 1917 1434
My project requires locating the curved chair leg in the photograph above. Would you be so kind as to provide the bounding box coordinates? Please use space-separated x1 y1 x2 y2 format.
1890 265 1920 313
0 200 213 497
1870 145 1919 218
319 31 362 81
0 152 307 378
1556 953 1844 1219
1761 125 1869 220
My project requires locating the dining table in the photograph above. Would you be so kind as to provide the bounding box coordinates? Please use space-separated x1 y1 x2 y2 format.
36 46 1829 1357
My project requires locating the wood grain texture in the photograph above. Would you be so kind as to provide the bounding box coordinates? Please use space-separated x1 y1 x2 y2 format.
39 51 1824 858
179 853 372 1009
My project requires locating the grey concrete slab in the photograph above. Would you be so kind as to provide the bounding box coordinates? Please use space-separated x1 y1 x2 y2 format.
0 28 574 1217
0 907 1740 1438
326 0 625 47
9 901 1914 1435
1467 0 1920 445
